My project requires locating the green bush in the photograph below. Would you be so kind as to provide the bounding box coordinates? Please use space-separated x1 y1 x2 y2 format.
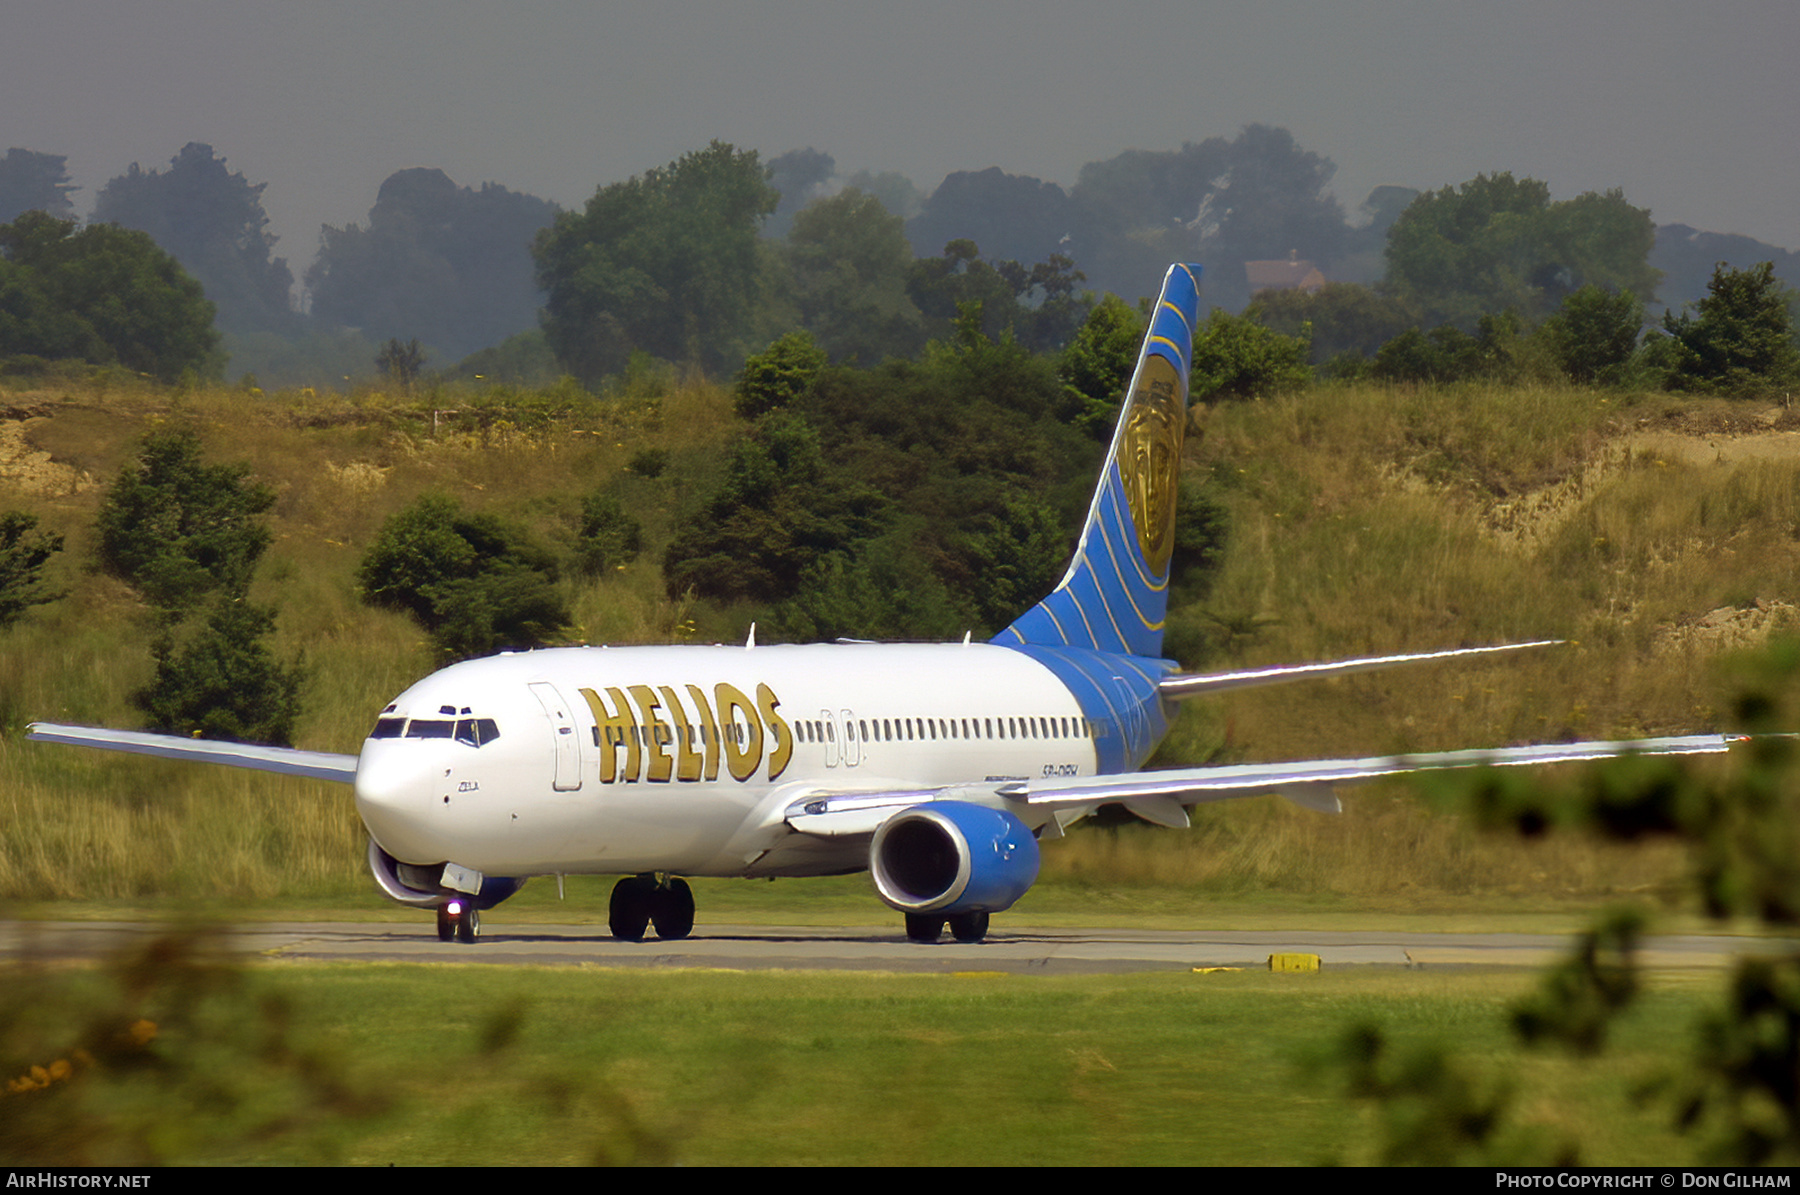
573 492 644 576
358 493 568 659
961 495 1068 632
769 538 972 643
1542 284 1643 385
734 330 827 419
1057 294 1145 436
1371 313 1552 385
1190 311 1311 401
1662 262 1800 396
626 448 668 479
0 510 63 629
0 211 220 382
94 428 274 612
135 599 305 746
662 414 889 606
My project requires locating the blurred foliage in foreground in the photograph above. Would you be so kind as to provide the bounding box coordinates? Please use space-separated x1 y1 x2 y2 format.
1333 644 1800 1165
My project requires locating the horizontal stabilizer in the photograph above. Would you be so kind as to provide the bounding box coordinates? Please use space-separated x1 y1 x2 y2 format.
26 722 359 785
1159 640 1563 700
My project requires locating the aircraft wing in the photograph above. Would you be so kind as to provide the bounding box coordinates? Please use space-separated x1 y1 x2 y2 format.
782 733 1741 835
1158 640 1563 700
25 722 360 785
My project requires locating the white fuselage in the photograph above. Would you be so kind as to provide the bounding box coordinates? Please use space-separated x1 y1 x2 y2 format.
352 643 1104 880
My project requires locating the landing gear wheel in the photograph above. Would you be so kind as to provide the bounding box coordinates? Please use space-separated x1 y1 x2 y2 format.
948 911 990 943
609 875 655 940
651 878 695 940
455 906 480 943
436 907 454 942
905 914 946 943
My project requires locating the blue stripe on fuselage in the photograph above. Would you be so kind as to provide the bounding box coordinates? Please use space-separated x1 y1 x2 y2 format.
999 642 1176 773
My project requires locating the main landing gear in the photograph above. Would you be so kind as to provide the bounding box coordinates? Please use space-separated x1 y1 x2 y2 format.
905 911 990 943
437 899 480 943
608 873 695 941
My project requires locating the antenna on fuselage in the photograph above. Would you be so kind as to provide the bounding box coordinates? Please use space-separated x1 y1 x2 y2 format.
746 622 757 650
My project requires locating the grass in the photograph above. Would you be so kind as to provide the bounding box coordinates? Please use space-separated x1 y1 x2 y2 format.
0 947 1731 1166
1 375 1796 915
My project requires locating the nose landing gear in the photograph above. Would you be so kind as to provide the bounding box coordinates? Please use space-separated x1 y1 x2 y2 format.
436 899 481 943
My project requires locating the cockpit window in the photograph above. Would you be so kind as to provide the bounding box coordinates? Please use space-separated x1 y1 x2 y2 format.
455 718 500 747
371 713 501 746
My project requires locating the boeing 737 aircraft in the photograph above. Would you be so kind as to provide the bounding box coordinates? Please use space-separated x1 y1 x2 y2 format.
28 264 1738 944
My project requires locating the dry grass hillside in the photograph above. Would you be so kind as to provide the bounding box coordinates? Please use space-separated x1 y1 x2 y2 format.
1 373 1796 914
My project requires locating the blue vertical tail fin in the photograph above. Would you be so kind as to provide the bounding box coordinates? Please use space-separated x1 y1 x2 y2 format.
996 263 1200 659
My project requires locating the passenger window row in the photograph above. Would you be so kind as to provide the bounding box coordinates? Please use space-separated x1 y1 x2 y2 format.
794 715 1101 744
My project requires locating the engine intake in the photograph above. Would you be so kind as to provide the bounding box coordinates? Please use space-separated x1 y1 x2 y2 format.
869 801 1039 915
366 841 525 910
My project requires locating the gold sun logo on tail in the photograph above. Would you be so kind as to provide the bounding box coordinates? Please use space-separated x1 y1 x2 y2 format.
1115 353 1184 576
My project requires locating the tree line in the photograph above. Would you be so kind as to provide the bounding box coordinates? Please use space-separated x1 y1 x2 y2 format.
5 131 1798 391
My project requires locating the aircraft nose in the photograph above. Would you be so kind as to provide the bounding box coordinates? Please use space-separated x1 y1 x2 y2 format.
354 744 444 860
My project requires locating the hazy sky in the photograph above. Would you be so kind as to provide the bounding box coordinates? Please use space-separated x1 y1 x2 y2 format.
6 1 1798 279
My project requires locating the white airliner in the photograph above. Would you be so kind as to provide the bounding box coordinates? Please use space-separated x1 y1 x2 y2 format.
27 264 1738 944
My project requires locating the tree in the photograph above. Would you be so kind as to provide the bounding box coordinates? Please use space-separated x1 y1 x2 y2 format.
534 142 778 385
0 212 220 381
907 240 1020 342
1541 284 1644 385
962 495 1068 631
841 170 925 222
1058 294 1145 437
1247 282 1415 365
1190 310 1311 401
1383 173 1659 328
94 431 301 743
662 414 888 605
359 493 568 659
376 337 425 388
0 510 63 628
308 168 558 360
1651 224 1800 316
768 536 971 643
1662 262 1799 396
135 599 304 746
734 331 828 419
0 148 78 223
906 241 1091 352
573 492 643 576
763 147 837 240
1369 313 1536 385
92 143 296 336
907 167 1078 274
94 429 274 612
785 188 923 362
1071 125 1352 310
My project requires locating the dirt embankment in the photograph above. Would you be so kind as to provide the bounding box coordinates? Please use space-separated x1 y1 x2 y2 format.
1489 403 1800 553
1485 402 1800 652
0 405 92 497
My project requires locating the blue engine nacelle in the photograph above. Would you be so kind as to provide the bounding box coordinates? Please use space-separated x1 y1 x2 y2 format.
366 842 526 911
869 801 1039 915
